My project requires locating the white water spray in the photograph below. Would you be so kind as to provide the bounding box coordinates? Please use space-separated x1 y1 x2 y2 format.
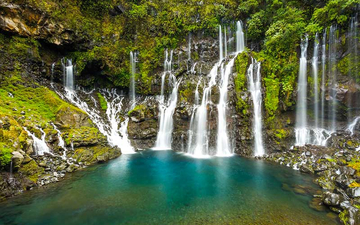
247 58 265 156
154 50 181 150
295 36 309 146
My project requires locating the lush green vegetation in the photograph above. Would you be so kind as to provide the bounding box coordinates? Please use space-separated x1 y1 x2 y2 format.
2 0 359 119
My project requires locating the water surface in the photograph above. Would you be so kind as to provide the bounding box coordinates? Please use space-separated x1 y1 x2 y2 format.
0 150 338 225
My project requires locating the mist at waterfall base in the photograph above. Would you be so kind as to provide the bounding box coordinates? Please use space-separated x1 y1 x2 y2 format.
0 151 336 225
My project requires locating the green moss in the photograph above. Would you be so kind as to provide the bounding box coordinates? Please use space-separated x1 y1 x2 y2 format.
339 209 349 225
0 143 12 168
264 75 280 121
128 104 147 116
97 93 108 110
18 160 44 183
234 52 249 116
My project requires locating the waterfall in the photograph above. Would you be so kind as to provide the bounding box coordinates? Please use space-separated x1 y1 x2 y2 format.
224 27 228 57
348 16 359 124
51 62 55 83
295 36 309 146
347 116 360 136
187 64 218 157
188 33 192 61
312 34 320 130
24 127 51 156
219 25 223 62
9 160 13 181
329 25 337 132
236 21 245 53
51 123 67 159
216 56 237 156
154 50 181 150
63 88 135 154
321 31 327 130
247 58 265 156
64 59 74 92
187 21 245 157
129 51 136 109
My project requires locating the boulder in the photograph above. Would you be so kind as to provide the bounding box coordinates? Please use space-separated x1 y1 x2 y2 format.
323 191 342 206
11 151 24 168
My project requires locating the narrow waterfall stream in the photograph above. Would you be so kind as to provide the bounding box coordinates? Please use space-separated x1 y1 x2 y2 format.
295 36 309 146
329 25 338 132
247 58 265 156
129 51 137 109
154 50 181 150
51 123 67 159
23 127 51 156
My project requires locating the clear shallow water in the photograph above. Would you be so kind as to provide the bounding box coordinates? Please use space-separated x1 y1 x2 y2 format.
0 150 337 225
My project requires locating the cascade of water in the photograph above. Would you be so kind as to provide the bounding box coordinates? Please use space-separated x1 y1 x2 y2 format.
321 31 327 130
236 21 245 53
313 34 320 129
247 58 265 156
129 51 136 109
65 59 74 92
187 64 218 157
329 25 337 132
51 123 67 159
347 116 360 136
24 127 51 156
190 62 198 74
188 33 192 61
51 62 55 83
187 79 202 154
187 21 245 157
224 27 228 57
9 160 13 182
63 87 135 154
348 16 359 124
216 56 237 156
154 50 181 150
219 25 223 62
295 36 309 146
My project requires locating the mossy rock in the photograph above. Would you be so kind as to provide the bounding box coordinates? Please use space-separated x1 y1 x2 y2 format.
18 160 44 183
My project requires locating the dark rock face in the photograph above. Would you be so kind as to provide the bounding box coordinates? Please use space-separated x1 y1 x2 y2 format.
0 2 84 46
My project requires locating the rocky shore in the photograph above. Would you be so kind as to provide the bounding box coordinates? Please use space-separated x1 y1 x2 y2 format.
264 132 360 225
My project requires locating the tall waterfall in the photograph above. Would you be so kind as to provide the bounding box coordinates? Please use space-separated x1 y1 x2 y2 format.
187 21 245 157
312 34 320 129
236 21 245 53
129 51 136 109
247 58 265 156
216 56 236 156
224 27 228 57
329 25 337 132
321 31 327 130
348 16 359 124
188 33 192 61
295 37 309 146
154 50 181 150
62 59 75 92
24 127 51 156
219 25 224 62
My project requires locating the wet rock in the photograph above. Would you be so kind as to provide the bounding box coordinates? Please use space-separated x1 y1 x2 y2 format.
323 192 342 206
348 187 360 198
340 201 360 225
11 151 24 168
300 164 313 173
336 174 355 189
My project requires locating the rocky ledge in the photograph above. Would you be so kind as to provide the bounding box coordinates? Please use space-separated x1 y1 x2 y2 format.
264 133 360 225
